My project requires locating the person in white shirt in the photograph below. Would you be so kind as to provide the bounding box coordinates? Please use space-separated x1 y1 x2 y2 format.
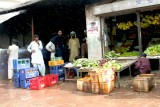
27 35 45 76
45 41 55 60
7 39 19 80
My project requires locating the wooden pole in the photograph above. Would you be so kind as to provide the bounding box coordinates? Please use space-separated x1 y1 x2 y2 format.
31 17 34 41
136 11 142 55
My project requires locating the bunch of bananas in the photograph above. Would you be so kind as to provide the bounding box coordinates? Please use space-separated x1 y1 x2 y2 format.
117 14 160 30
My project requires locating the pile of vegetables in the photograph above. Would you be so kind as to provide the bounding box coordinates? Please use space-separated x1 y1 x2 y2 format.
103 60 123 71
116 47 130 53
73 58 123 71
144 45 160 55
99 59 111 67
120 52 139 57
104 51 120 59
73 58 99 69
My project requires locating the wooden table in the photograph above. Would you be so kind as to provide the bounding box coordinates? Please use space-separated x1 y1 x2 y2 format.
147 55 160 72
77 59 137 88
64 66 79 81
115 59 137 88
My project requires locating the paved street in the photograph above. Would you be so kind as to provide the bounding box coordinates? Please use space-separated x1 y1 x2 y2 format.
1 72 160 107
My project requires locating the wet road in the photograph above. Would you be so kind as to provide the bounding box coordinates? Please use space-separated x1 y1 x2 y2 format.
1 74 160 107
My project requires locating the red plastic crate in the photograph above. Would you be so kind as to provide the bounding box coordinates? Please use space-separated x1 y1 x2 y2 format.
30 77 46 90
68 70 74 79
45 74 58 87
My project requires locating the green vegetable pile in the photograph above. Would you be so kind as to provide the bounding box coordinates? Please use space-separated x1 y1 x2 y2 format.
73 59 100 69
144 45 160 55
103 60 123 71
120 52 139 57
104 51 120 59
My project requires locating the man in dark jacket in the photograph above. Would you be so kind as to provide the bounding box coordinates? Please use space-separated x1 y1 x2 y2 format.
134 54 151 74
50 30 63 58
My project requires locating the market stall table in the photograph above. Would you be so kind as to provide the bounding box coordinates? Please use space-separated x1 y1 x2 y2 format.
115 59 137 88
64 66 79 81
77 59 138 88
147 55 160 72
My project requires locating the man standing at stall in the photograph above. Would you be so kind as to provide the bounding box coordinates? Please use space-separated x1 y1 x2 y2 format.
27 35 45 76
7 39 19 80
50 30 63 58
69 31 80 62
45 41 55 60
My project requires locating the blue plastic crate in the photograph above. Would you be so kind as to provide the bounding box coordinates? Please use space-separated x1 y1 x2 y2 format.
20 78 31 88
50 65 65 75
14 77 20 88
13 69 21 78
20 67 39 79
13 58 30 69
58 74 65 81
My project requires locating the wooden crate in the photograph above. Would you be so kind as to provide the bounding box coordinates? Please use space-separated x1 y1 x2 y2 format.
77 77 90 91
48 60 64 66
134 74 155 92
83 80 92 93
91 82 100 94
89 71 99 83
98 72 106 83
99 81 115 94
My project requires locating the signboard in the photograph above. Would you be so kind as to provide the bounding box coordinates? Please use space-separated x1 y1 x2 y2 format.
87 21 98 35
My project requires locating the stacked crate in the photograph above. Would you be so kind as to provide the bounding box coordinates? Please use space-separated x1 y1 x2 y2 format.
30 74 58 90
13 59 39 88
49 60 65 81
77 68 115 94
89 71 100 94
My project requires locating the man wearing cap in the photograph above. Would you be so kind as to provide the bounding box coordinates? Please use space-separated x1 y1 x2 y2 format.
134 54 151 74
7 39 19 80
27 35 45 76
69 31 80 62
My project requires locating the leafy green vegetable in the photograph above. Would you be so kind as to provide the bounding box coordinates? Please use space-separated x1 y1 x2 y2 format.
103 60 123 70
104 51 120 59
144 45 160 55
120 52 139 57
73 59 100 69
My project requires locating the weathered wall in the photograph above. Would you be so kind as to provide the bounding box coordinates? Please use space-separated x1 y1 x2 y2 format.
85 4 102 60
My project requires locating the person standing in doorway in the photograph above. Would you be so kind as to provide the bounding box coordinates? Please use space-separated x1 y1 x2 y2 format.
81 30 88 58
7 39 19 81
69 31 80 62
27 35 45 76
50 30 63 58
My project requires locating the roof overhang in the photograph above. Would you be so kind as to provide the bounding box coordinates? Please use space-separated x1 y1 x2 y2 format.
0 10 26 24
0 0 41 15
93 0 160 17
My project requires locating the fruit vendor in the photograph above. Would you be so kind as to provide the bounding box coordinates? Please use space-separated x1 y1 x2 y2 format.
50 30 63 58
69 31 80 62
7 39 19 80
27 35 46 76
134 54 151 74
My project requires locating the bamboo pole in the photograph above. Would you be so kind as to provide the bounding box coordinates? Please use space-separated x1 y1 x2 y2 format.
136 11 142 55
31 17 34 41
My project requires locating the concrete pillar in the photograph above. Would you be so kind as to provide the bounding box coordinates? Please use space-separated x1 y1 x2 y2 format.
85 4 102 60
